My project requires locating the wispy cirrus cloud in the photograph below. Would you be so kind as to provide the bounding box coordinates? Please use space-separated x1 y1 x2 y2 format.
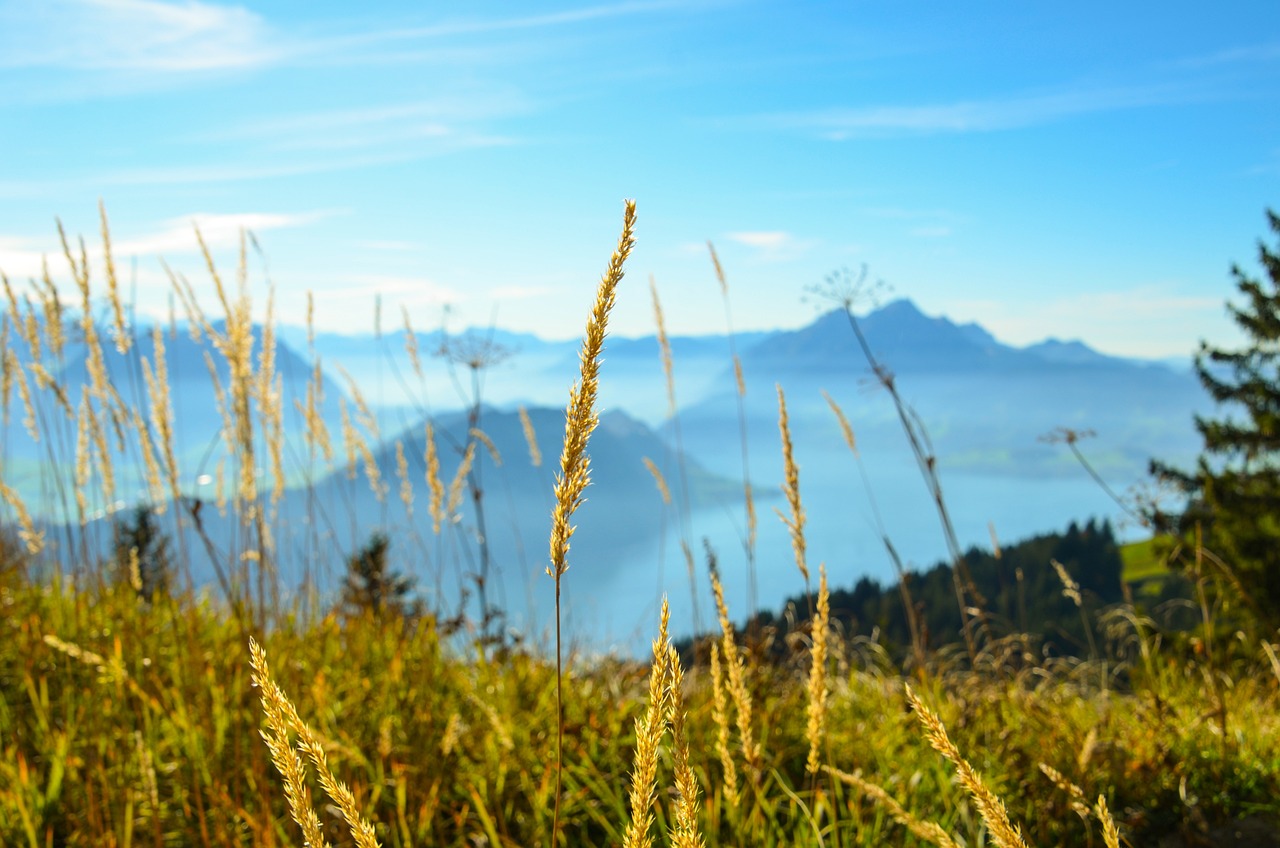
196 92 528 154
326 275 460 307
738 83 1197 140
725 230 818 261
0 210 328 280
0 0 279 72
0 0 697 78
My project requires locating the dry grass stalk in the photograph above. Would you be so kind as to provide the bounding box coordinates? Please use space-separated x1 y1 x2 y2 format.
664 640 703 848
650 276 677 417
337 364 381 442
198 229 259 513
131 408 167 509
0 318 13 428
298 358 333 464
1095 795 1121 848
74 391 91 522
446 442 475 521
42 634 110 671
1 275 20 336
128 546 143 594
98 201 130 355
306 291 315 350
822 389 857 455
425 423 445 534
142 326 180 509
517 405 542 467
776 384 809 584
1052 559 1083 607
623 599 673 848
265 371 286 506
215 456 228 517
806 564 830 776
549 199 637 841
257 287 286 505
22 296 42 368
401 305 424 380
38 260 64 358
469 427 502 466
708 643 740 810
1263 640 1280 685
27 363 72 419
825 767 961 848
14 359 37 443
709 564 762 774
642 457 672 505
395 440 413 518
340 397 359 479
1038 762 1090 818
906 684 1030 848
248 638 337 848
548 198 638 579
84 389 115 510
0 478 43 555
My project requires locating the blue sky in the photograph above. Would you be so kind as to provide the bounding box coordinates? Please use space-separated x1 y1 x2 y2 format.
0 0 1277 357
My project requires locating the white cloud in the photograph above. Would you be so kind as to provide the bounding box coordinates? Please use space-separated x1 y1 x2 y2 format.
199 93 528 154
114 210 332 256
0 209 328 290
743 83 1195 139
724 230 818 261
326 275 460 307
0 0 279 72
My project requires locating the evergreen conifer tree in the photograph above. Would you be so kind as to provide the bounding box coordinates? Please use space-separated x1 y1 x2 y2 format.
340 532 418 619
1152 210 1280 627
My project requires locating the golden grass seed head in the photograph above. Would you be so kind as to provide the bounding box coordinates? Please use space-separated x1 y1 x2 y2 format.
906 684 1030 848
623 596 672 848
402 305 423 380
469 428 502 467
395 439 413 517
248 638 334 848
1095 795 1121 848
708 642 740 810
446 442 475 520
642 457 672 505
650 275 677 417
425 422 445 534
776 384 808 584
99 201 131 355
0 478 43 555
1052 558 1083 607
518 405 542 467
822 389 858 457
826 767 962 848
707 240 728 297
709 564 761 773
664 642 704 848
14 361 38 443
0 317 13 428
805 563 830 776
549 199 636 580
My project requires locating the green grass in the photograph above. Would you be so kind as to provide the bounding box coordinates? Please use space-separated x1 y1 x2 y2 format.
1120 537 1170 583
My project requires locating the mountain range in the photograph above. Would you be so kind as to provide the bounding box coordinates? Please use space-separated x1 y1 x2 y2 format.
2 298 1213 644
